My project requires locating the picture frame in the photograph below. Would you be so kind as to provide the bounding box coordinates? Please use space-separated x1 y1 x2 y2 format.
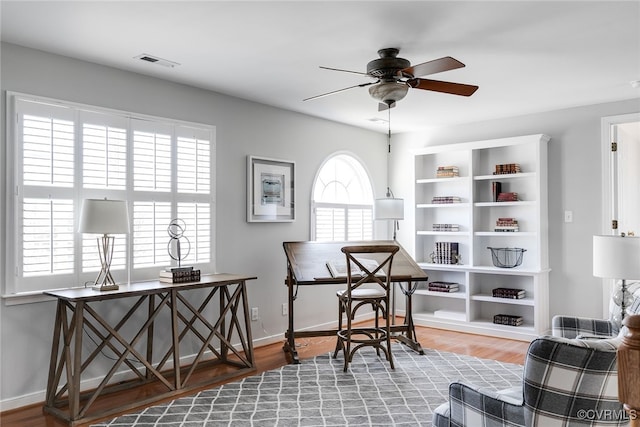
247 155 295 222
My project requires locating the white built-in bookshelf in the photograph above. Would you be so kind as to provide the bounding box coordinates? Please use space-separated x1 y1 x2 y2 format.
413 134 550 340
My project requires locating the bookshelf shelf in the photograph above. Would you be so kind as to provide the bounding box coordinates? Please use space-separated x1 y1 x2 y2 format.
413 134 550 341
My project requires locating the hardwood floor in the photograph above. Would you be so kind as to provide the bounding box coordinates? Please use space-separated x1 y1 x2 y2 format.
0 325 529 427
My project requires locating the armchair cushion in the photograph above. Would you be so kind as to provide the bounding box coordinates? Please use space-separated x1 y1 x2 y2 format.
446 383 525 427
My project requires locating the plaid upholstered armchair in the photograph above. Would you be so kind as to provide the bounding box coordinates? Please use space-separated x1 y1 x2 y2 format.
552 282 640 339
432 335 627 426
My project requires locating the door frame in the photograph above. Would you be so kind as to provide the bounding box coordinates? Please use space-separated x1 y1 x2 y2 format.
600 112 640 315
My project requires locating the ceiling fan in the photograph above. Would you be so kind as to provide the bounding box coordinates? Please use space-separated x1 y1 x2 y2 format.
304 48 479 110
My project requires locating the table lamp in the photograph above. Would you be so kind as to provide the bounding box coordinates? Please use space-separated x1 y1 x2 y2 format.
79 198 130 291
375 187 404 240
593 235 640 322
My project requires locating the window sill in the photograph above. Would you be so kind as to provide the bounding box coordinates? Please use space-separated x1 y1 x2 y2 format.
2 286 87 306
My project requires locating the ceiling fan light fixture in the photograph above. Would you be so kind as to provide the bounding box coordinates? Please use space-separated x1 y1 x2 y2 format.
368 81 409 105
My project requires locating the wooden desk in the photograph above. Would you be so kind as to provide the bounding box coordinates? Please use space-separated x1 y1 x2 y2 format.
43 273 256 426
283 241 428 364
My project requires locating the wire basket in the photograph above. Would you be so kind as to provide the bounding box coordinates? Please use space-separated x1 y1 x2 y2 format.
487 247 526 268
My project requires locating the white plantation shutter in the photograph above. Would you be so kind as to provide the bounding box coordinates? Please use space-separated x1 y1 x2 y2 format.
22 114 75 187
133 126 172 192
8 93 215 295
82 123 127 189
311 154 374 241
315 207 346 241
132 202 172 268
22 198 75 276
347 207 373 241
177 203 211 264
177 134 211 194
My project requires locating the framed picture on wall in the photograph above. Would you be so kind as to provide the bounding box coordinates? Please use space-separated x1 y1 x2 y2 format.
247 155 295 222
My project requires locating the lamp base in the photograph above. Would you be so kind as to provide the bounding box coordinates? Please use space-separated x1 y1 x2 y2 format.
92 283 119 292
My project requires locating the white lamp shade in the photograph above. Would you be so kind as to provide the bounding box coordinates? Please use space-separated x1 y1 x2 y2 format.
374 198 404 220
78 199 130 235
593 235 640 279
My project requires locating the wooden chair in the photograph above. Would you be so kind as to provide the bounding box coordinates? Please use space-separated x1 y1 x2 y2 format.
332 244 399 372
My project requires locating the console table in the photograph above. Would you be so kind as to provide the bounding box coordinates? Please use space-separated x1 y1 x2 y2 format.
282 241 429 364
43 273 256 426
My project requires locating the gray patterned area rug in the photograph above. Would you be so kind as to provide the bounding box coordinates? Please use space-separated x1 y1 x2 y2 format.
91 345 522 426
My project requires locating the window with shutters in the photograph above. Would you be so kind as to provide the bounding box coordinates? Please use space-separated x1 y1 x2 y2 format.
311 153 374 241
5 93 215 295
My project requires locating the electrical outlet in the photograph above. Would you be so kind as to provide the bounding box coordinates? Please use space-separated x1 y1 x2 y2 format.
282 303 288 316
251 307 259 321
564 210 573 223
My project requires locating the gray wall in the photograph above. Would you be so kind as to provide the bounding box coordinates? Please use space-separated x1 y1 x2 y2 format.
390 98 640 324
2 41 639 410
0 43 387 409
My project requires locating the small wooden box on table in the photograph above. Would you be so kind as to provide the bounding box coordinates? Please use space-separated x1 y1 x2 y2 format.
43 273 256 426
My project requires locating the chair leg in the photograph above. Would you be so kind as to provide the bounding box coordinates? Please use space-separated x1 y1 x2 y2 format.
374 304 381 357
343 300 352 372
384 296 394 369
333 298 343 359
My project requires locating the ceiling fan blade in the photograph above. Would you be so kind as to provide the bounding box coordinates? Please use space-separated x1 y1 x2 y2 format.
319 66 369 77
408 78 479 97
303 81 378 101
403 56 465 78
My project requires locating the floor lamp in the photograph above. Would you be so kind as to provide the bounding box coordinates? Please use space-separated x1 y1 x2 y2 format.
593 235 640 322
79 199 130 291
374 187 404 241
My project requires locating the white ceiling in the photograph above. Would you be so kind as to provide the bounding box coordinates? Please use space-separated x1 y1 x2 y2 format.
1 1 639 133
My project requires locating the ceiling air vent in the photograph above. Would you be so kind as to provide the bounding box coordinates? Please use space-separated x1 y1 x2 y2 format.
134 53 180 68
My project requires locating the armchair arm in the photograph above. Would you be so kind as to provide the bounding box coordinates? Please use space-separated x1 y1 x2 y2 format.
446 382 525 427
552 315 616 339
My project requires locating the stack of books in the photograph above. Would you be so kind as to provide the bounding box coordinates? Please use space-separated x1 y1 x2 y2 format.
159 266 201 283
436 165 459 178
428 281 460 293
432 242 460 264
495 217 519 232
493 163 521 174
497 192 518 202
431 196 462 204
433 223 460 232
493 314 524 326
492 287 526 299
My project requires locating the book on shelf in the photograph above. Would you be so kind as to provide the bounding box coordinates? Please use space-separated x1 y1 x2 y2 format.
431 242 460 265
326 258 384 279
431 196 462 204
494 217 519 232
493 163 521 175
492 181 502 202
428 281 460 292
159 267 201 283
494 226 520 232
492 288 526 299
432 223 460 232
497 192 518 202
493 314 524 326
436 165 459 178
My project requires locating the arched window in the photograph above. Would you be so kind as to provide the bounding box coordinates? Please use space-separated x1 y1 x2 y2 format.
311 153 374 241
